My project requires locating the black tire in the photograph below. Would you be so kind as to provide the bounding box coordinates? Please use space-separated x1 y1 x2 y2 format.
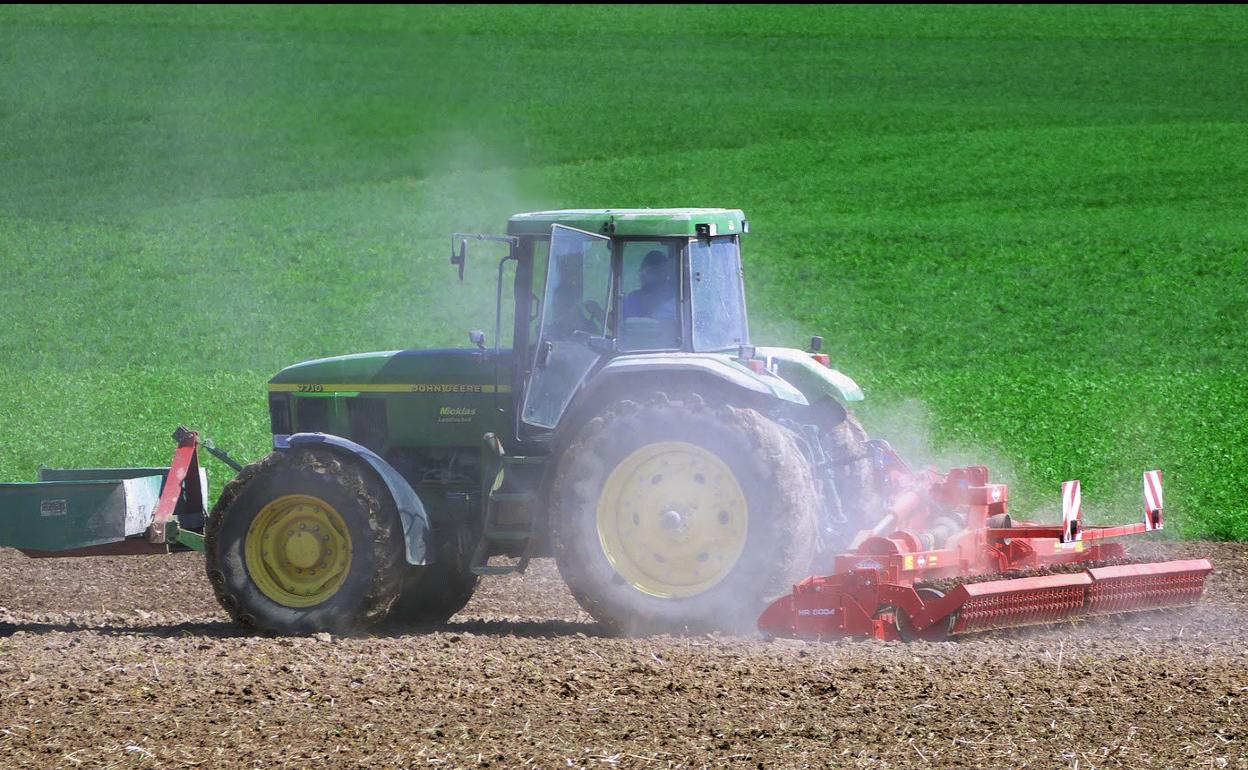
387 562 479 626
205 447 405 635
551 394 819 635
813 399 881 536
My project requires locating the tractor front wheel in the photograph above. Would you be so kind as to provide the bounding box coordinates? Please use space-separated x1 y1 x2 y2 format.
551 395 819 634
205 447 405 635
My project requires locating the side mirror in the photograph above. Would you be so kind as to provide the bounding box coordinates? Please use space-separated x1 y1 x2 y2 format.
450 239 467 281
468 330 486 350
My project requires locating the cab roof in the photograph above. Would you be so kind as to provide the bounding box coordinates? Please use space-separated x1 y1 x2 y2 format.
506 208 747 238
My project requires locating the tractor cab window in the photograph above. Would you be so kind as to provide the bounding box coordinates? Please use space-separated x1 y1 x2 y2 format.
617 240 682 351
689 236 748 351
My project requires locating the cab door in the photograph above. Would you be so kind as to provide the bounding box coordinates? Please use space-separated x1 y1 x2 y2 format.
520 225 613 430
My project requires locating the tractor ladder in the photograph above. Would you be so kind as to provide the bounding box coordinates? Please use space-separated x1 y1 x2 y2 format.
470 434 547 576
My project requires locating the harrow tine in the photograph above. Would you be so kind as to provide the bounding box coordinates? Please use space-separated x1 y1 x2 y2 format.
940 559 1212 636
947 572 1091 635
1085 558 1211 615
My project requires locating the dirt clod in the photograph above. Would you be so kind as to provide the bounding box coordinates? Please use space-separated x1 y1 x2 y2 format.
1 541 1245 768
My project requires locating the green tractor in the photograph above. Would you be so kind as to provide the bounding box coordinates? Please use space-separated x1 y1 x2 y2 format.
205 209 879 634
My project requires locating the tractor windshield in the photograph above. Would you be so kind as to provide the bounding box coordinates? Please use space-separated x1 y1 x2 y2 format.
688 236 748 351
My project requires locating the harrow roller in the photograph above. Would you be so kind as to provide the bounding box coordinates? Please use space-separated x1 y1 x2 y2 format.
1084 559 1213 615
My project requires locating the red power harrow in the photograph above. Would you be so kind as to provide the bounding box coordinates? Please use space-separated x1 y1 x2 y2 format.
758 455 1212 641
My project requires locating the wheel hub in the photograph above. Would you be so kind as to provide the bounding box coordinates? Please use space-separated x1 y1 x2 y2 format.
658 508 684 531
596 442 749 598
244 495 352 608
285 530 322 569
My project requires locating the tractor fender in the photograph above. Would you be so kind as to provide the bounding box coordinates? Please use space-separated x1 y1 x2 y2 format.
593 353 809 404
553 354 804 456
278 432 430 566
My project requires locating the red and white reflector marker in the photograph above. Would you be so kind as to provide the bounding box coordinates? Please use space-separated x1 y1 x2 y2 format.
1142 469 1164 531
1060 479 1082 543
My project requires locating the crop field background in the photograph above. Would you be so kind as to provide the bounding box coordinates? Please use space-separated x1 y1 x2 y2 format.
1 4 1246 536
1 7 1247 769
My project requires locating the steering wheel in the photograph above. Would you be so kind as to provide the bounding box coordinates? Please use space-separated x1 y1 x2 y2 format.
583 299 606 325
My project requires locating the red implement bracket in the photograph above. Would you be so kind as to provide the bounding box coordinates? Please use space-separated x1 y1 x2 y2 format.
147 427 203 544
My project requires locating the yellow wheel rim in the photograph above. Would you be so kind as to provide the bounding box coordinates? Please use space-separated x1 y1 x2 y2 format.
596 442 749 598
244 494 352 608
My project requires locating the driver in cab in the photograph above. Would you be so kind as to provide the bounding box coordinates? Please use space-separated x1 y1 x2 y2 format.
622 250 677 320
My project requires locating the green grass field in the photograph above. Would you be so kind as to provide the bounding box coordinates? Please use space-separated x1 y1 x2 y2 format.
1 5 1245 536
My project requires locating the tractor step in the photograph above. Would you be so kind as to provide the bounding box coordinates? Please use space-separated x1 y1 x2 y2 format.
472 444 545 576
488 491 536 503
499 455 547 466
471 562 527 576
484 528 531 541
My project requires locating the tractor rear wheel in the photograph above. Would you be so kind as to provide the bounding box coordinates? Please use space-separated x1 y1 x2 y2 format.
551 395 819 634
812 399 880 545
205 447 405 635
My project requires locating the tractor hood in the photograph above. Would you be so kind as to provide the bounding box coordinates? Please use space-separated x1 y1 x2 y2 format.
267 348 514 448
269 348 508 393
754 347 865 404
271 350 400 387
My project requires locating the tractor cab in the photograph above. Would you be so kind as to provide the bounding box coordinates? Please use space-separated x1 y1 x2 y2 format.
458 209 753 433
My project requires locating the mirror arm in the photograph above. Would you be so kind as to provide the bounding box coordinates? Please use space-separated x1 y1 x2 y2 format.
450 233 519 282
495 254 516 357
491 254 517 413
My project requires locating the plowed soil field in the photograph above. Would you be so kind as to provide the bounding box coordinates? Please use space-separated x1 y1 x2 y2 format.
1 542 1244 769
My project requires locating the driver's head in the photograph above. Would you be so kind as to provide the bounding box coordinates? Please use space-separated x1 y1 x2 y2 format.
639 250 671 290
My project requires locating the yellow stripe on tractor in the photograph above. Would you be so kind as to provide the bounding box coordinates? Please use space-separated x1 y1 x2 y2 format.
268 383 512 394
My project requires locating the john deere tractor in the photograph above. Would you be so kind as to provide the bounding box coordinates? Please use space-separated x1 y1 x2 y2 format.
205 209 879 634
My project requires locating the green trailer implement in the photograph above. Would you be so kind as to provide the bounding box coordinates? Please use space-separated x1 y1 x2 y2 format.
0 428 210 557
